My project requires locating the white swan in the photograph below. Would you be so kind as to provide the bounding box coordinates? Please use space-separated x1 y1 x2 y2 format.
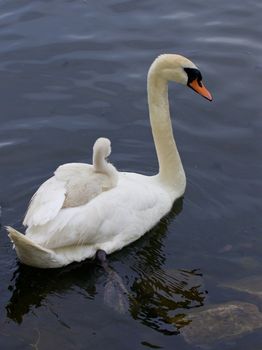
7 54 212 268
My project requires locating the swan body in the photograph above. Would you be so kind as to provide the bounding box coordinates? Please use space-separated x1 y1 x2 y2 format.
7 54 212 268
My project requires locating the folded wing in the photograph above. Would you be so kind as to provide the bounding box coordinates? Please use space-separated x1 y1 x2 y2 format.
23 177 66 227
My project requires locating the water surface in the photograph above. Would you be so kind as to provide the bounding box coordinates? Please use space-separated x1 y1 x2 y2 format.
0 0 261 349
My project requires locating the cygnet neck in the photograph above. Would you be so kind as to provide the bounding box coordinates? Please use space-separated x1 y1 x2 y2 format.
93 149 118 188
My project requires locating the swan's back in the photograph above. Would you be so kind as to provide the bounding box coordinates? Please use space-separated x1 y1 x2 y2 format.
57 163 102 207
61 138 118 207
23 138 118 227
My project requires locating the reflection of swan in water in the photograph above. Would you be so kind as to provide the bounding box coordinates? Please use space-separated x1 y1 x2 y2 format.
5 199 205 335
126 199 205 335
5 262 98 324
129 268 205 335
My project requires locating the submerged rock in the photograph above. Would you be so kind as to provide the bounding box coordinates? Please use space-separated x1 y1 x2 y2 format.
220 276 262 298
181 301 262 346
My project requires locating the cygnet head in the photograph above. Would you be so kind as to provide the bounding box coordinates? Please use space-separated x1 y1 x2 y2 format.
149 54 212 101
93 137 111 158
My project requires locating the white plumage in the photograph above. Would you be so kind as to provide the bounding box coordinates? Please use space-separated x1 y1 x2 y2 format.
23 137 118 227
7 54 212 268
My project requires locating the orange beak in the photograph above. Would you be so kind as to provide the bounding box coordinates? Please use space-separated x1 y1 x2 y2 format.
189 79 213 101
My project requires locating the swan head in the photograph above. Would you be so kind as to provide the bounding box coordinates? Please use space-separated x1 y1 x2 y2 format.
93 137 111 158
150 54 212 101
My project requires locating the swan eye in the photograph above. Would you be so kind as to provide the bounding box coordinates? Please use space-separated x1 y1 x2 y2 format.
184 67 212 101
184 67 203 86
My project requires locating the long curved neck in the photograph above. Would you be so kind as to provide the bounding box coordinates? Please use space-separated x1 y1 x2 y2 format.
147 65 186 192
93 154 118 187
93 151 107 173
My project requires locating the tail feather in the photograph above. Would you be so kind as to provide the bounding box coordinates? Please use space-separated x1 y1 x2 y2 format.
6 226 61 268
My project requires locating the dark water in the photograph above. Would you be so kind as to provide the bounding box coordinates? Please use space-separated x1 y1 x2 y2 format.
0 0 261 349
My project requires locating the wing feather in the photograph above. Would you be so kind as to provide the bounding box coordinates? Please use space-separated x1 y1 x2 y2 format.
23 177 66 227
